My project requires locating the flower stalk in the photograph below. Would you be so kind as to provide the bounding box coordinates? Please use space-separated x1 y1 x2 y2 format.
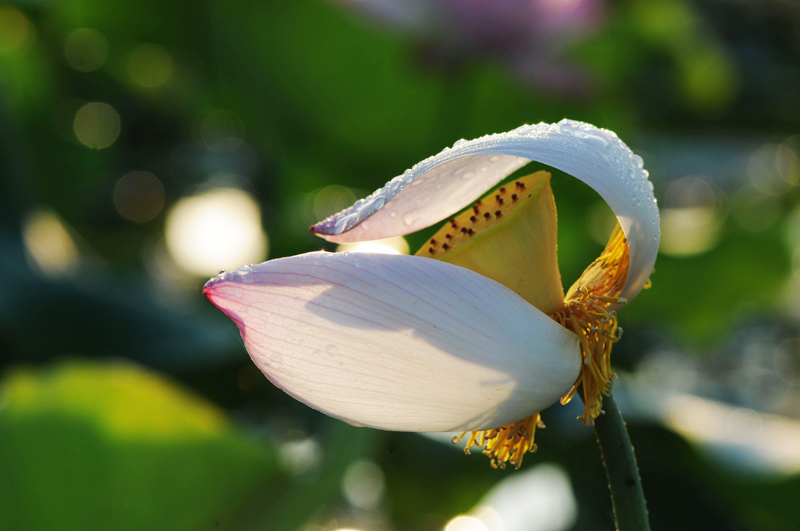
592 391 650 531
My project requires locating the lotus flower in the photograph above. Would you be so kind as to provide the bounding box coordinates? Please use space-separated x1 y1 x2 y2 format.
204 119 659 468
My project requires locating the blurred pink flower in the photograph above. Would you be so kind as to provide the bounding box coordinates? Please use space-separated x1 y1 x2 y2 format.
336 0 606 94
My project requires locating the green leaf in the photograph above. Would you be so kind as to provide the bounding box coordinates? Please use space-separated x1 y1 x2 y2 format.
0 361 276 531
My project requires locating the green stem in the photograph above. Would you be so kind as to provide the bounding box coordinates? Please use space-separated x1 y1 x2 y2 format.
593 391 650 531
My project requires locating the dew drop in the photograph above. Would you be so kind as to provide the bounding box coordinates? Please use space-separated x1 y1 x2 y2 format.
489 155 500 162
402 211 419 227
232 264 253 280
326 344 338 356
347 276 362 291
373 196 386 210
584 134 609 150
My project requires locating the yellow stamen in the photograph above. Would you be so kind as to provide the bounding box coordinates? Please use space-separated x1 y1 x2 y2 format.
452 413 544 470
422 175 647 469
427 173 563 469
553 224 629 425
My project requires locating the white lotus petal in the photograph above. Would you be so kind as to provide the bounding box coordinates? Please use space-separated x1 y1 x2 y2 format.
311 119 659 301
204 252 580 432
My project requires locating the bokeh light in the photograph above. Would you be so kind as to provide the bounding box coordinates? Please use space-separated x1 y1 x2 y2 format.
782 203 800 258
730 187 780 233
197 109 244 152
726 407 763 445
336 236 409 255
278 436 322 476
774 338 800 386
470 463 577 531
669 394 800 474
444 516 488 531
127 43 173 88
22 209 80 277
63 28 108 72
73 102 121 149
342 460 385 510
164 188 268 277
299 185 361 230
113 171 165 222
748 142 799 196
660 176 726 256
0 6 34 54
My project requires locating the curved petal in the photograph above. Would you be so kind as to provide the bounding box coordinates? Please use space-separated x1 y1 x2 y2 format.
311 119 659 301
204 253 581 432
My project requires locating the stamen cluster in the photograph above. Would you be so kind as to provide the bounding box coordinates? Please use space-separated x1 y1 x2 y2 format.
453 225 634 469
555 225 630 424
452 413 544 470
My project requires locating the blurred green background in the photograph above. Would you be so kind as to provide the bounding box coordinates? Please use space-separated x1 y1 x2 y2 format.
1 0 799 529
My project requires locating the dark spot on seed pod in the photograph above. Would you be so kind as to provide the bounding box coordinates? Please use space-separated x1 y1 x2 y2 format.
442 243 450 250
484 212 491 219
495 210 502 218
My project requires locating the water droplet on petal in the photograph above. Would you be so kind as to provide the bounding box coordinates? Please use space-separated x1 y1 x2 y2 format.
584 134 609 150
402 211 419 227
347 276 362 291
326 344 338 356
232 264 253 280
